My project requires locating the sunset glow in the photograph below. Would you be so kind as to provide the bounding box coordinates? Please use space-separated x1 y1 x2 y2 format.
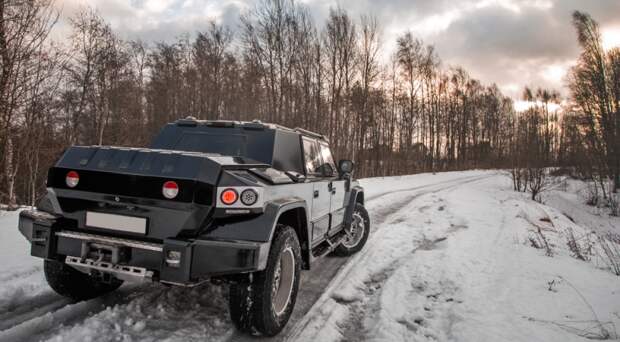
602 26 620 51
514 100 562 113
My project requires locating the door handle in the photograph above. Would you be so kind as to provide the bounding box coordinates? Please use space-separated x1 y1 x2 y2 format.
314 190 319 198
328 182 336 194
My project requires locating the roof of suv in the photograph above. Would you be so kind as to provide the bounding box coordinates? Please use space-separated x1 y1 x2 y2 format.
174 117 329 142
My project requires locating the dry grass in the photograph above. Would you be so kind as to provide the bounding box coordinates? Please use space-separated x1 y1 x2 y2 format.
597 233 620 276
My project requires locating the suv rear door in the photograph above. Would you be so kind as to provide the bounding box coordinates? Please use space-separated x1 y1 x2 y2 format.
302 137 331 244
318 142 346 232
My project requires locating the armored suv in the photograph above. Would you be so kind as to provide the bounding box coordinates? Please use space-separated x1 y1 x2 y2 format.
18 118 369 336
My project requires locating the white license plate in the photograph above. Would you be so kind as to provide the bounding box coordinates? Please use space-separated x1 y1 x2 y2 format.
86 212 147 234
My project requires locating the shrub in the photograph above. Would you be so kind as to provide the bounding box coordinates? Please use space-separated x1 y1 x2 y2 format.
598 233 620 276
565 228 594 261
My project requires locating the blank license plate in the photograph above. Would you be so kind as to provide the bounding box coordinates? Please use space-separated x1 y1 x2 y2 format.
86 212 146 234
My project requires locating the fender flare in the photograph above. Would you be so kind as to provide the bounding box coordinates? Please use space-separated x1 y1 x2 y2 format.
264 198 309 241
259 198 310 270
343 186 365 228
201 197 308 243
204 197 310 271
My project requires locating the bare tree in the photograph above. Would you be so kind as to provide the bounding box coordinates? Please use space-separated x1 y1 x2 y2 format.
352 14 380 175
0 0 57 207
0 2 531 206
193 23 232 120
323 7 357 157
569 11 620 194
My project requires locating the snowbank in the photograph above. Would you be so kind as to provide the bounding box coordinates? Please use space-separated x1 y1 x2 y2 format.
293 174 620 342
1 171 619 342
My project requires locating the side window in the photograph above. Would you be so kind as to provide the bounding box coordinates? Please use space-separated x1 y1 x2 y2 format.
319 143 336 177
302 138 322 176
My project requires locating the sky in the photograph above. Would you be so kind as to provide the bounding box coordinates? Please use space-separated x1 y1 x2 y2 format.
51 0 620 102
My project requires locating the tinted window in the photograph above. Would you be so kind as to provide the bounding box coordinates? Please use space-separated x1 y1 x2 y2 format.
150 125 278 165
302 138 322 176
319 143 336 176
174 133 246 156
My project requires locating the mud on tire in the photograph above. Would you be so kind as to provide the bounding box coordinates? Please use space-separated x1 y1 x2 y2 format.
44 259 123 301
228 224 302 336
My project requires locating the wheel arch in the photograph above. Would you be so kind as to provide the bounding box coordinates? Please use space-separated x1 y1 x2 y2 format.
344 186 365 228
355 190 364 205
260 199 311 271
275 207 310 269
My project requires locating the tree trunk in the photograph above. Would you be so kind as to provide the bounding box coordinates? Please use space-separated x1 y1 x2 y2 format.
6 135 17 207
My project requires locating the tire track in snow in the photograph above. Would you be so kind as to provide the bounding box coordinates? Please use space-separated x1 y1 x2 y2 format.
0 173 491 342
226 174 490 342
0 284 148 342
286 174 492 342
338 236 449 342
0 265 42 284
0 293 71 331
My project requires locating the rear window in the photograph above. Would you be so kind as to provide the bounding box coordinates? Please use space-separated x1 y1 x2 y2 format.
302 137 322 175
174 132 247 156
319 142 336 177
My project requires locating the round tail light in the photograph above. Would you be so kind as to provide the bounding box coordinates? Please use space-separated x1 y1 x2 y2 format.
240 189 258 205
162 181 179 199
221 189 238 205
66 171 79 188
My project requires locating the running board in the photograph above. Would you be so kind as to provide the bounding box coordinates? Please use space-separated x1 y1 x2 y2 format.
311 230 347 258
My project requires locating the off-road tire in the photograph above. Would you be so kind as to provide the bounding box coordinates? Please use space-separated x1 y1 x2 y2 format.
334 203 370 256
44 259 123 301
229 224 302 336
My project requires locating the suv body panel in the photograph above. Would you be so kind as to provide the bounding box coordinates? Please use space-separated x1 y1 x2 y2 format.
18 119 363 285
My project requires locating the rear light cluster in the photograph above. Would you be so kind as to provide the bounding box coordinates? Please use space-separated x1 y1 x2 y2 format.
162 181 179 199
221 189 238 205
240 189 258 205
66 171 79 188
63 171 257 207
63 171 186 202
218 187 260 207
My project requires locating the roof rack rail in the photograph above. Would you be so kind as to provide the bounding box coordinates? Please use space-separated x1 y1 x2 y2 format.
173 118 328 140
294 127 328 141
176 117 198 127
204 120 237 127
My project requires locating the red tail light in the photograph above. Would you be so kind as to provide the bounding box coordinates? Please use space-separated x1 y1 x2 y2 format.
221 189 238 205
66 171 79 188
162 181 179 199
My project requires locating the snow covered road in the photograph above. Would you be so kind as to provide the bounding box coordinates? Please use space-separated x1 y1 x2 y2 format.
1 171 619 342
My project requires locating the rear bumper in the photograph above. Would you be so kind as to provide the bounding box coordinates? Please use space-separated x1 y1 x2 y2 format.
18 210 269 285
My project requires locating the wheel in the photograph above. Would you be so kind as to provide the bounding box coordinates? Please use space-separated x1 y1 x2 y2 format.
334 203 370 256
229 225 302 336
44 259 123 301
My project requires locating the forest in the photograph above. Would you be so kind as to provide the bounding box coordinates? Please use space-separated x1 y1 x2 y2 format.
0 0 618 208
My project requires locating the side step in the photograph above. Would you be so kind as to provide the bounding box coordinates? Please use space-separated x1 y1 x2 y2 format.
65 256 155 282
311 229 347 258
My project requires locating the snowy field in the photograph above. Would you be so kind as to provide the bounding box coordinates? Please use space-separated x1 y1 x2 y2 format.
1 170 619 342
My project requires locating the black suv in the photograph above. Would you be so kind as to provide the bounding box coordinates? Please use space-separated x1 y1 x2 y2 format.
18 118 370 336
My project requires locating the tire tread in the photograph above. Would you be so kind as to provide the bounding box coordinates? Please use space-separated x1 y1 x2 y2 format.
229 224 301 336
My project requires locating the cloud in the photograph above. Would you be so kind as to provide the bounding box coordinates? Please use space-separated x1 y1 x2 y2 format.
52 0 250 42
50 0 620 99
395 0 620 97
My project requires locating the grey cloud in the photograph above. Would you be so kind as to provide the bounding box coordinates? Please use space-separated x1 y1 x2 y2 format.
551 0 620 26
420 0 620 97
62 0 249 43
53 0 619 99
303 0 457 29
434 5 578 62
